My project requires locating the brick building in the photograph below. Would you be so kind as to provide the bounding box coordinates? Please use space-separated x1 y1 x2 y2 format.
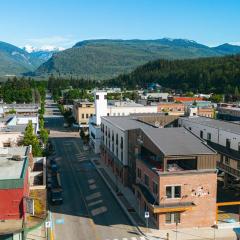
100 115 218 229
0 146 31 221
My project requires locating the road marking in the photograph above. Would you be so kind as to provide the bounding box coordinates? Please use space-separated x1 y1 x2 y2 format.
139 237 146 240
55 218 64 224
88 179 95 184
131 237 138 240
89 184 97 190
91 206 107 216
86 192 102 201
88 199 103 207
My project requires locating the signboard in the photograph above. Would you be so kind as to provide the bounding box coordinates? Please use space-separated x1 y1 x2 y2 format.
145 211 149 218
45 221 52 228
26 198 34 215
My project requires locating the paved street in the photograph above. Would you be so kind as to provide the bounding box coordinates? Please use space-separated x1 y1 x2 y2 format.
44 97 144 240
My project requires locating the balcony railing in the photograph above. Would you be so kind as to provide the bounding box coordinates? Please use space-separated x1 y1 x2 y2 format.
218 162 240 178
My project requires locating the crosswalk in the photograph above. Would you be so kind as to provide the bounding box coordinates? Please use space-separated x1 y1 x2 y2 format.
105 237 147 240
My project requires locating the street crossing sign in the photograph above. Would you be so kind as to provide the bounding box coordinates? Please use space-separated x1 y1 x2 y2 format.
145 211 149 218
45 221 52 228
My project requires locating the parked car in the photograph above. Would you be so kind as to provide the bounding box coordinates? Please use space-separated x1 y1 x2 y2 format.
50 188 63 204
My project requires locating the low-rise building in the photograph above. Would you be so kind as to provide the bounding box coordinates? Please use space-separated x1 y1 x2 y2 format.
179 116 240 184
0 104 40 117
0 146 31 221
100 115 217 229
157 102 185 115
0 115 39 147
217 103 240 121
186 106 215 118
73 101 95 128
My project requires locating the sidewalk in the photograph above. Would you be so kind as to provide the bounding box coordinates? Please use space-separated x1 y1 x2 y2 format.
26 222 47 240
91 156 238 240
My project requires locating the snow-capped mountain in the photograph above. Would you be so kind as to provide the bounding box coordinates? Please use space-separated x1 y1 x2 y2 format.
23 44 65 53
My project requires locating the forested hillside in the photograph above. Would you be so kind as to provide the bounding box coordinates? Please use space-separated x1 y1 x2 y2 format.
106 55 240 94
33 39 240 80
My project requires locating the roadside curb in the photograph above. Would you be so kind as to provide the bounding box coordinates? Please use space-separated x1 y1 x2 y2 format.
91 159 155 240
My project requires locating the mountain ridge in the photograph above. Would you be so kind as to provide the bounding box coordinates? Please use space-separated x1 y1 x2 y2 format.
33 38 240 80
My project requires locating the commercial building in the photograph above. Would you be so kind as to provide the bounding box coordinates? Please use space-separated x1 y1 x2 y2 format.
89 91 158 153
186 106 215 118
100 115 218 229
73 101 95 128
157 102 185 116
179 116 240 183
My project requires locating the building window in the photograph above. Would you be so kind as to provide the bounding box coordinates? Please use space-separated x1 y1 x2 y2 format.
86 114 89 118
104 95 107 99
200 130 203 138
82 113 84 119
137 168 141 179
144 174 149 186
226 139 231 149
153 182 158 195
165 212 180 224
166 186 181 199
121 151 123 161
120 137 123 149
3 142 10 147
207 133 211 141
96 95 99 100
238 143 240 152
107 113 110 116
225 156 230 165
116 134 118 144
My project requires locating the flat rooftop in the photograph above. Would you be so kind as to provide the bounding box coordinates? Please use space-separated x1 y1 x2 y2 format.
102 115 216 156
181 116 240 135
0 146 29 180
0 124 27 133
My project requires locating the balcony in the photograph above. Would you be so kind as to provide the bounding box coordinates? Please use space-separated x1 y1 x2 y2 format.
218 162 240 178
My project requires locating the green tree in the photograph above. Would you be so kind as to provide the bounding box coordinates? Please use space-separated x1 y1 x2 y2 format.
23 121 42 157
40 128 49 145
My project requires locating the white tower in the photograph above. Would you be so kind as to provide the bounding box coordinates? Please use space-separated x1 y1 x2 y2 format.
95 90 108 125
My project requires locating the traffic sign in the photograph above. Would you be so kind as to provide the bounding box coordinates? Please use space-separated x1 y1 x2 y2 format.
45 221 52 228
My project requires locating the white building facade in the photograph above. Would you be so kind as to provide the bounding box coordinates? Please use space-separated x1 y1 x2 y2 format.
89 91 158 153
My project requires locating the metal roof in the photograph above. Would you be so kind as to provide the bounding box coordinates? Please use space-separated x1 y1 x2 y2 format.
180 116 240 135
102 115 216 156
0 146 28 180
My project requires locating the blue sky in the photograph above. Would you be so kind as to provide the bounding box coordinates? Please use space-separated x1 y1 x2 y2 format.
1 0 240 49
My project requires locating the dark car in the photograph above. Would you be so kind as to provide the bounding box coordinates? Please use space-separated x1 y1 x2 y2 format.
50 189 63 204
